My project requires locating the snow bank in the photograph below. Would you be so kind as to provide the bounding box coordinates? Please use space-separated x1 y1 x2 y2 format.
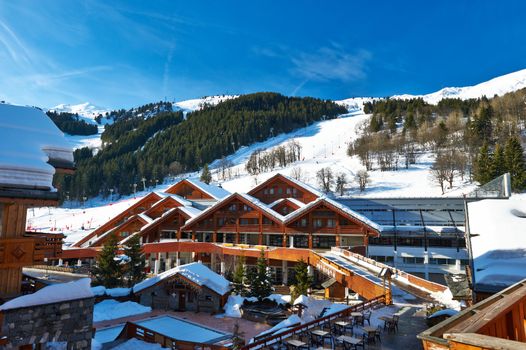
91 286 106 296
266 294 291 305
429 289 461 310
106 287 131 297
93 299 151 322
428 308 458 319
469 195 526 288
111 338 169 350
0 278 93 310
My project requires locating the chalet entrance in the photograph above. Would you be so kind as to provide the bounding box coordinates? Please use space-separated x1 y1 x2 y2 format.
178 292 186 311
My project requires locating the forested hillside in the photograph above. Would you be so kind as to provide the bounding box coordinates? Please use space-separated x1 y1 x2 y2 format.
46 111 98 135
349 89 526 192
58 93 346 199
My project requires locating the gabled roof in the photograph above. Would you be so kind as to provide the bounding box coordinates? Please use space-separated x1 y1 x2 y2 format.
165 178 230 200
182 192 284 229
248 173 323 198
133 262 231 295
283 196 382 233
91 214 151 246
269 197 305 210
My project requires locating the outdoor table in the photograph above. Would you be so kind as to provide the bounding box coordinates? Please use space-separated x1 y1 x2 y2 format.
351 312 364 325
379 315 394 327
286 339 307 350
334 321 353 334
362 326 378 343
310 330 331 346
337 335 364 349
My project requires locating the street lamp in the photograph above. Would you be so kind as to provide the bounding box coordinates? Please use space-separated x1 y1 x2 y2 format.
109 188 114 201
141 177 147 191
133 183 137 197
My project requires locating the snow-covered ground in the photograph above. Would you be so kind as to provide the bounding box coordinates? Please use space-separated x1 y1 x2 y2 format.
93 299 151 322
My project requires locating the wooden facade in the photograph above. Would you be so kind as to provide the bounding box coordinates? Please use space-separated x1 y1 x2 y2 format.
248 174 319 204
419 278 526 349
165 179 214 200
0 200 64 298
73 192 163 247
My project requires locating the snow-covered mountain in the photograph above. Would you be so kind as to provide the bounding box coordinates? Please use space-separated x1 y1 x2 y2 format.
335 97 380 113
174 95 239 112
391 69 526 104
49 102 109 120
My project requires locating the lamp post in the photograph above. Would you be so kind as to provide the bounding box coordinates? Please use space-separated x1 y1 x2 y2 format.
109 188 114 201
141 177 147 191
133 183 137 197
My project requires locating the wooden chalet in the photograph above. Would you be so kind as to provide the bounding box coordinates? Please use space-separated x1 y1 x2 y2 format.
133 262 231 313
248 173 321 204
165 178 230 202
73 192 164 247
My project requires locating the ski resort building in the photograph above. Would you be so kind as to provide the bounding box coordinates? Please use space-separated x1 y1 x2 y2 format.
62 173 488 290
0 104 93 350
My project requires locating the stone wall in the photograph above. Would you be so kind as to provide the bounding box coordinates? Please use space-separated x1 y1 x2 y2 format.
1 297 94 350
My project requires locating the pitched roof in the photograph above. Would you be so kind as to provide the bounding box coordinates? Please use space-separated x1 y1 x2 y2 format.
133 262 231 295
184 178 231 200
182 192 284 228
269 197 306 209
283 196 382 232
248 173 323 198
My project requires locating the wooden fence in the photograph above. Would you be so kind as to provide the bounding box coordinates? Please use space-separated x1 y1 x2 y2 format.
241 295 386 350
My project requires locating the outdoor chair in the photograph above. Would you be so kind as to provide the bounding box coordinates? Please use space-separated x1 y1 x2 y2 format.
392 315 400 332
363 311 372 326
374 325 382 342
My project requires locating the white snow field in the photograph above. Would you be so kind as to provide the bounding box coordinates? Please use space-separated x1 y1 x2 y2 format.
392 68 526 104
468 194 526 289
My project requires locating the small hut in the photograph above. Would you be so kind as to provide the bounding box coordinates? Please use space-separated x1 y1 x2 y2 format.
133 262 231 313
322 278 346 300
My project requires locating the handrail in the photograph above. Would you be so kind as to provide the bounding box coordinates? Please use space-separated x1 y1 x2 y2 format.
241 295 386 350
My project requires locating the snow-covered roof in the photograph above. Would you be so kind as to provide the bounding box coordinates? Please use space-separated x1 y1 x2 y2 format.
138 213 153 223
0 278 93 310
280 174 324 198
237 192 285 222
468 195 526 289
133 262 231 295
185 178 231 200
283 196 382 232
155 192 193 207
178 206 202 218
268 197 306 209
0 103 73 190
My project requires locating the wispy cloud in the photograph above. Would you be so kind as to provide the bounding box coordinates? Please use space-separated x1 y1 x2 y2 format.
291 46 372 82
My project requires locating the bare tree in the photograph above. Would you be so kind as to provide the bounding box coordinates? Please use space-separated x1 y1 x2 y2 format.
290 166 304 182
316 167 334 193
218 157 234 180
355 170 370 192
335 173 347 196
430 152 450 194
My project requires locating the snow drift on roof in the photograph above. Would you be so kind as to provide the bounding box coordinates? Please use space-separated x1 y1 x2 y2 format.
0 103 73 189
0 278 93 310
469 195 526 288
133 262 231 295
185 178 231 200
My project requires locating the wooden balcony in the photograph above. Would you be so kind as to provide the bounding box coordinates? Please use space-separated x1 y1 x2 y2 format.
0 233 63 268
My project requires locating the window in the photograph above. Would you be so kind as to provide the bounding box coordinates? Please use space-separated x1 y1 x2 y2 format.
312 236 336 249
269 188 275 195
327 219 336 228
229 204 237 211
402 257 424 264
217 218 225 226
314 219 323 228
370 255 394 264
286 187 292 194
293 235 309 248
205 295 212 301
300 218 308 227
277 187 283 194
460 259 469 266
268 235 283 247
243 204 253 212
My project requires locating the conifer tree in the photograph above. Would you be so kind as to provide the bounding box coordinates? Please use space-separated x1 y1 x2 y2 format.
490 143 506 179
248 249 273 300
474 143 492 185
123 234 146 287
200 163 212 184
232 255 246 295
291 259 313 301
504 137 526 191
91 233 123 288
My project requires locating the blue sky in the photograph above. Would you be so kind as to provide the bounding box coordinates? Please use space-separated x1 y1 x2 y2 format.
1 1 525 109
